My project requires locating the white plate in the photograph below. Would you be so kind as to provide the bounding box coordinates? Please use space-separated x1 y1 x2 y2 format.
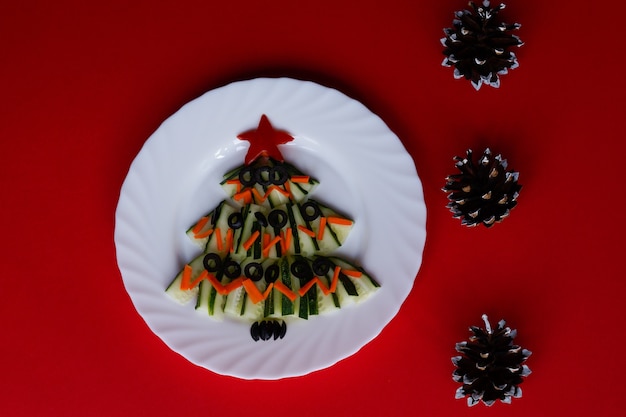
114 78 426 379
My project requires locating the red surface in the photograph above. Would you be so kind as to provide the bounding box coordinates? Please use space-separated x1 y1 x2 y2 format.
2 0 625 416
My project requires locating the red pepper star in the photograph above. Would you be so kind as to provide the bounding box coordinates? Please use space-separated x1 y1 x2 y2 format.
237 114 294 165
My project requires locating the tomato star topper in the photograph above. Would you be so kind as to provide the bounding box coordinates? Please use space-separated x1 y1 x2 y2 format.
237 114 294 165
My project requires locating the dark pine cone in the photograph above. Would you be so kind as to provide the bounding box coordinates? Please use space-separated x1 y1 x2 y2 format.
453 314 532 406
443 148 521 227
441 1 523 90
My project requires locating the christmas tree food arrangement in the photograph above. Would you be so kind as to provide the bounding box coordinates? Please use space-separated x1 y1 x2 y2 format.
441 0 523 90
443 148 521 227
453 314 532 406
165 115 380 341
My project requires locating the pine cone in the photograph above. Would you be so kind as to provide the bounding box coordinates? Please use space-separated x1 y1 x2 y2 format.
441 1 523 90
443 148 521 227
452 314 532 406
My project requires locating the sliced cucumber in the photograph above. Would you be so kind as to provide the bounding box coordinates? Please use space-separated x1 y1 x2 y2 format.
203 202 240 256
284 203 301 255
231 205 266 260
279 257 295 316
165 253 206 304
196 279 224 322
316 200 354 252
223 285 245 317
316 272 341 314
185 201 227 249
329 257 381 289
266 185 291 207
330 257 380 303
287 181 310 203
287 202 317 256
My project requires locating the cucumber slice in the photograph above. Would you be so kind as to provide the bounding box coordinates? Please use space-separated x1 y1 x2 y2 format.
284 203 301 255
196 279 225 321
295 277 307 320
287 181 310 203
287 202 317 256
329 257 381 288
223 285 245 317
195 279 209 311
280 257 295 316
316 200 353 251
330 257 380 303
185 201 228 249
261 259 280 317
165 253 206 304
231 205 266 260
316 272 341 314
203 203 239 256
306 283 318 316
266 185 291 207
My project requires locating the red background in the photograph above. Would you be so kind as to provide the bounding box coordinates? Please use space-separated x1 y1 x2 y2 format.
2 0 625 416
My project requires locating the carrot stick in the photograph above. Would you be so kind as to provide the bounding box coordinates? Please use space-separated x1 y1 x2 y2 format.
180 264 193 290
317 279 331 296
263 233 271 249
283 181 292 197
233 189 253 204
267 185 290 197
280 229 292 253
317 217 327 241
297 225 316 238
329 266 341 293
274 280 297 302
206 275 243 295
290 176 310 183
242 230 260 251
215 228 223 251
298 277 333 296
181 267 208 290
226 228 234 253
205 273 224 293
263 235 282 257
225 179 241 192
342 269 363 278
326 216 353 226
298 278 317 296
224 277 244 293
261 283 274 301
194 229 213 239
242 279 272 304
191 216 210 234
252 188 267 203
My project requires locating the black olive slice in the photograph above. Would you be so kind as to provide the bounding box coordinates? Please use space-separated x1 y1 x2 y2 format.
270 165 289 185
291 258 313 281
250 321 260 341
277 321 287 339
268 209 288 228
202 253 222 273
238 166 256 187
300 201 321 221
244 262 263 281
264 263 280 283
227 212 244 229
254 166 272 186
259 321 273 341
222 259 242 279
254 211 268 227
271 321 282 340
312 257 333 276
